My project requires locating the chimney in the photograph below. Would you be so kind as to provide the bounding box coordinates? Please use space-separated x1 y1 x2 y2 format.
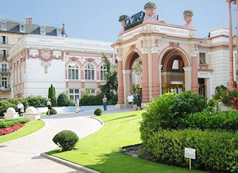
62 23 67 37
26 16 32 24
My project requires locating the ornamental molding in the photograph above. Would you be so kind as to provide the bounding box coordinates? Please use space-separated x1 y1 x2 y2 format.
28 48 64 73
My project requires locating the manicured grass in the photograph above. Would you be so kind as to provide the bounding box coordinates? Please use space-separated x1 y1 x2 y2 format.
48 111 206 173
0 120 45 144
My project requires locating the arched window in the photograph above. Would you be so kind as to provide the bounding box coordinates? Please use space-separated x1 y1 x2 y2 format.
172 60 179 70
100 65 106 80
68 64 79 80
85 63 95 80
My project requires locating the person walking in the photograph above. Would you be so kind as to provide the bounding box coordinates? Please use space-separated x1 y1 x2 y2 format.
75 97 80 113
47 98 52 115
102 95 107 111
17 101 24 116
136 92 142 111
127 93 134 110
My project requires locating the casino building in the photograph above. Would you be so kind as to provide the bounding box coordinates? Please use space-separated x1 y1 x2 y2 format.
112 2 238 108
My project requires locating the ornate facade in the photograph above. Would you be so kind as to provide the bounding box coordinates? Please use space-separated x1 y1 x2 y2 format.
112 3 237 108
8 35 115 99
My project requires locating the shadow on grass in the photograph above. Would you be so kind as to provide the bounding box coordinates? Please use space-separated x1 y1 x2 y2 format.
86 152 205 173
104 114 138 122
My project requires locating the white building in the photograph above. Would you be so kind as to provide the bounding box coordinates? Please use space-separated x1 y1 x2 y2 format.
8 34 115 100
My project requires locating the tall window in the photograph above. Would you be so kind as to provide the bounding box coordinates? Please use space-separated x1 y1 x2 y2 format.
69 89 80 100
0 36 8 44
199 53 206 64
1 63 7 72
100 65 106 80
0 50 9 58
68 64 79 80
85 63 95 80
1 77 7 88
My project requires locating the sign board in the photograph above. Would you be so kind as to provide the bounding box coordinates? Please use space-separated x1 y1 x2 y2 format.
124 11 145 26
185 148 196 159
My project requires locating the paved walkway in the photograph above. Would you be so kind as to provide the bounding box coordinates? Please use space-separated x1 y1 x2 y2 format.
0 109 131 173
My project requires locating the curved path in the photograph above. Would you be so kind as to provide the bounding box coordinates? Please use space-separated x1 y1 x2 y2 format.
0 111 104 173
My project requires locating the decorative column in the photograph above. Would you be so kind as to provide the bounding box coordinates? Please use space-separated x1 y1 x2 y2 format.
183 67 192 91
123 70 131 105
142 50 149 103
117 58 124 104
151 52 160 98
191 55 199 93
227 0 236 89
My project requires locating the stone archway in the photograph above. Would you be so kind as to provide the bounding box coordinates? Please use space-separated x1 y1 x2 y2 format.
159 48 195 94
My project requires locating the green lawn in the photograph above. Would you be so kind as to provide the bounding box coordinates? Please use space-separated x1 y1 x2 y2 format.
48 111 206 173
0 120 45 144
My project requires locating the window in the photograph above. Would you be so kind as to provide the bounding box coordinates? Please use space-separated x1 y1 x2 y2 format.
40 26 46 35
0 22 6 31
1 63 7 72
0 50 8 58
199 53 206 64
56 28 62 36
85 63 95 80
20 24 25 32
100 65 106 80
68 64 79 80
1 77 7 88
85 89 96 96
172 60 179 70
69 89 80 100
0 36 8 44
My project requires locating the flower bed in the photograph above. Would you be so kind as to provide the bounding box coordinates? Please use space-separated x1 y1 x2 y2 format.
0 124 25 136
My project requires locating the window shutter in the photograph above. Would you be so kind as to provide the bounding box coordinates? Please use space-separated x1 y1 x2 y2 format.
0 36 2 44
6 36 8 44
6 50 9 58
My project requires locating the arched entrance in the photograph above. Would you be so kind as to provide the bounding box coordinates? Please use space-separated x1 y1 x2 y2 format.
160 48 189 94
124 51 142 103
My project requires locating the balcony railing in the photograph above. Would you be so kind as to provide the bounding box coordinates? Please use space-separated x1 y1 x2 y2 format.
0 87 10 92
0 68 10 73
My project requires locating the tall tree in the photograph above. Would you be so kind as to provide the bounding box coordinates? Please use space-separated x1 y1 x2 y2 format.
48 84 57 106
100 54 118 100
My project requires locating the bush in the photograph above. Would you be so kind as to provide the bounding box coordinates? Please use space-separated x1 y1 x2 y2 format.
108 94 118 105
52 130 79 151
144 129 238 172
80 94 103 106
57 92 71 106
50 108 57 115
0 100 17 116
140 91 207 134
94 108 102 116
26 96 47 107
48 84 57 106
0 119 29 128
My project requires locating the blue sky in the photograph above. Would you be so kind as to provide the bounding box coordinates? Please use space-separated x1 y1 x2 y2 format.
0 0 234 42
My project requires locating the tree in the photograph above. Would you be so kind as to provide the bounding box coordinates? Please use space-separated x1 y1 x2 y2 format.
57 92 71 106
100 54 118 100
48 84 56 106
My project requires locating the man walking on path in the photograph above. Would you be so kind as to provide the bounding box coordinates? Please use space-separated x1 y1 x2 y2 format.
75 97 80 113
127 93 134 110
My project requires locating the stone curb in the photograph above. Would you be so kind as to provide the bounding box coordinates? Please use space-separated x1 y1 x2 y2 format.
41 153 100 173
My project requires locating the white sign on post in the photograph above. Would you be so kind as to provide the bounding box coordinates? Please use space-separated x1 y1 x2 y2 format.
185 148 196 159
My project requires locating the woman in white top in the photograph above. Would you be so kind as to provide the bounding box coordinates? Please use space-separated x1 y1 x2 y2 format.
127 93 134 110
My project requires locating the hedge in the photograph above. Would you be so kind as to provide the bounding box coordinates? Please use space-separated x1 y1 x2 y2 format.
186 110 238 132
0 119 29 128
143 129 238 172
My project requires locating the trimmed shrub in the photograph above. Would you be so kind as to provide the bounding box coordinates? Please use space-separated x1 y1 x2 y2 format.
80 94 103 106
144 129 238 172
57 92 71 106
26 96 47 107
50 108 57 115
52 130 79 151
140 91 207 134
186 110 238 132
0 119 29 128
94 108 102 116
48 84 57 106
